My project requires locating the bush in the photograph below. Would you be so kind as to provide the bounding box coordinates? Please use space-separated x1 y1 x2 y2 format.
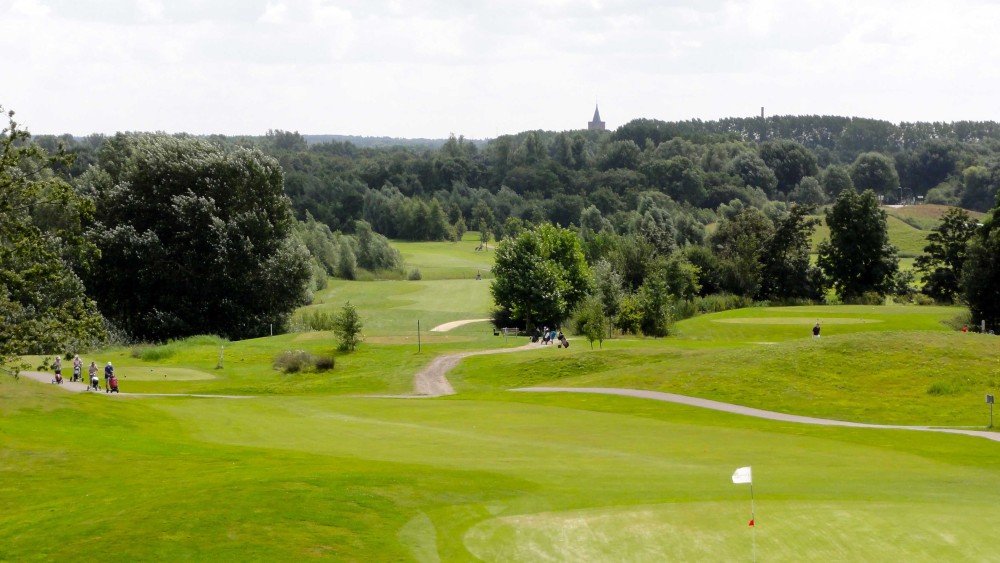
313 355 335 371
333 302 364 352
407 268 422 281
273 350 335 373
298 309 338 331
943 310 973 331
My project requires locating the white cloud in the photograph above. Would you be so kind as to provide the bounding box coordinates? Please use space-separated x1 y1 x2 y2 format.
135 0 165 22
2 0 1000 137
258 1 288 24
10 0 51 17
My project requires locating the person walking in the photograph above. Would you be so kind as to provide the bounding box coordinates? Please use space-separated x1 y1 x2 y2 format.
812 322 821 338
104 362 115 392
72 354 83 382
89 362 99 391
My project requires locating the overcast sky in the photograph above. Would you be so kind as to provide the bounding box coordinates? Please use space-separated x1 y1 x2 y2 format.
3 0 999 139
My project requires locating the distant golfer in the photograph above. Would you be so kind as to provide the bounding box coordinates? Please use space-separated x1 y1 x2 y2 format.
812 322 821 338
104 362 115 391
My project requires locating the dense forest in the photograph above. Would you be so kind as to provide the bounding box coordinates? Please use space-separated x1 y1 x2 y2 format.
7 111 1000 354
36 114 1000 244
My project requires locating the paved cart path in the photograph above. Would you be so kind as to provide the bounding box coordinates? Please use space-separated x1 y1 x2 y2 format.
510 387 1000 443
15 344 1000 443
17 371 252 399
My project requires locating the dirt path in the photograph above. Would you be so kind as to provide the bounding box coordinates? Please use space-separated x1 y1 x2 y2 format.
412 342 538 396
511 387 1000 443
429 318 492 332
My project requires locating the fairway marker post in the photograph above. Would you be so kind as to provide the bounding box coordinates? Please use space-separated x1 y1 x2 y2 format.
417 320 421 353
732 466 755 563
987 394 994 428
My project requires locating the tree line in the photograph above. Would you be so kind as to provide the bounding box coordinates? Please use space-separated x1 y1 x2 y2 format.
6 106 1000 372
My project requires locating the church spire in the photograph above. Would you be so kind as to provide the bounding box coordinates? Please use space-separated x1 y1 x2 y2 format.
588 104 605 131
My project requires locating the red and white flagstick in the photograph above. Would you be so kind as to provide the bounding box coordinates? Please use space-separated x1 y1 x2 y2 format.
732 466 755 563
749 480 756 563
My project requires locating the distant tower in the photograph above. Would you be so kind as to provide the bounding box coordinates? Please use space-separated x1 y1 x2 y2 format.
588 105 606 131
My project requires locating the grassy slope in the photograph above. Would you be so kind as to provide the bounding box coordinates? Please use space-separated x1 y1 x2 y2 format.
6 236 1000 561
393 231 495 280
4 375 1000 561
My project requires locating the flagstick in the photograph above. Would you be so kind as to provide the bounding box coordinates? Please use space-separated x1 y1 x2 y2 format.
750 482 756 563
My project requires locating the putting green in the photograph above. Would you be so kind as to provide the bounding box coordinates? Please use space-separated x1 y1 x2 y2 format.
463 500 996 561
712 317 883 325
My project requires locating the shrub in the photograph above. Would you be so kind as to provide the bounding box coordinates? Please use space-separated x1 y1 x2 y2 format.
273 350 334 373
927 381 960 396
298 309 338 331
313 355 335 371
943 310 973 331
333 302 364 352
407 268 422 281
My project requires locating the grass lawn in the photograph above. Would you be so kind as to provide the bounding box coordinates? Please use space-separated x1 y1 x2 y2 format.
393 231 495 281
6 256 1000 560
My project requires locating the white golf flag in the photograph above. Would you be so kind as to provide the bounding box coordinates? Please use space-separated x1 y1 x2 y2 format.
732 466 752 484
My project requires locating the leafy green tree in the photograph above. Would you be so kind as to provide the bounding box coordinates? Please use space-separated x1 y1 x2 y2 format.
821 165 854 199
817 188 899 300
959 165 1000 212
788 177 826 205
913 208 977 303
1 107 105 373
353 220 403 271
962 221 1000 330
759 140 818 194
727 152 778 195
759 204 822 300
333 301 364 351
80 134 311 341
638 267 673 337
710 207 774 297
598 140 641 171
850 152 900 197
591 258 625 337
614 293 643 335
572 295 608 349
490 223 591 329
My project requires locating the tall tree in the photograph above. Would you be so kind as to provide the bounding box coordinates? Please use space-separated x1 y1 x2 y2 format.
1 107 104 373
962 213 1000 330
759 140 818 194
710 207 774 297
490 223 591 329
80 134 311 341
759 204 822 300
915 208 978 302
817 188 899 300
850 152 900 197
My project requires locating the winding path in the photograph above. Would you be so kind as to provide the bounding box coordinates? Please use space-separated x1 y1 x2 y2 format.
510 387 1000 443
413 342 537 396
16 340 1000 443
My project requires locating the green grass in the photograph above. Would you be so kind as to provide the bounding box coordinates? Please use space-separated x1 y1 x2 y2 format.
6 241 1000 561
394 231 495 280
809 214 928 258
